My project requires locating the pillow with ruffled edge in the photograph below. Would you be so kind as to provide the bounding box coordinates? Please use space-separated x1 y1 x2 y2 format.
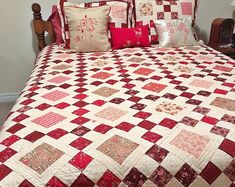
154 17 199 48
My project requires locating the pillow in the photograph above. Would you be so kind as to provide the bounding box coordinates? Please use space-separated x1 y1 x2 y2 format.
133 0 198 44
110 25 150 49
48 5 64 44
154 17 199 47
64 5 111 52
58 0 132 48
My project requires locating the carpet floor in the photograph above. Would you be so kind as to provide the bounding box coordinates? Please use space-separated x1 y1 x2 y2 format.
0 102 15 125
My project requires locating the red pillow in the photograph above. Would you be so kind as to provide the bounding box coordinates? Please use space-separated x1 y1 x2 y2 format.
48 5 64 44
110 25 150 50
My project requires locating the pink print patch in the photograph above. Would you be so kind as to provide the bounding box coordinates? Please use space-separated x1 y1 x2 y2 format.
32 112 66 128
180 2 193 15
42 90 69 101
142 83 167 93
213 65 233 72
111 5 126 19
170 130 210 158
189 79 214 89
134 67 155 76
48 76 70 84
92 72 113 80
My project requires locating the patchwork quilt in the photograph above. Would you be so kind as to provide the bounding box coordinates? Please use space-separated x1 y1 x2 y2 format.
0 44 235 187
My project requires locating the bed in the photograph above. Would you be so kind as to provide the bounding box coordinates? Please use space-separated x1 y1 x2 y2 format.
0 1 234 187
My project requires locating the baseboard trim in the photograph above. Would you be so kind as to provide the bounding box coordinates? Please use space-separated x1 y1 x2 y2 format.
0 93 20 103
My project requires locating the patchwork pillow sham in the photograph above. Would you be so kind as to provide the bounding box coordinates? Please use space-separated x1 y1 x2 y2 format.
154 17 199 47
58 0 132 48
110 25 150 49
134 0 198 44
64 5 111 52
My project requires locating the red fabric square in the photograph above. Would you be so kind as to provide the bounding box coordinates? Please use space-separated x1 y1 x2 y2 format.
55 102 70 109
0 164 12 181
110 25 150 50
24 131 45 143
175 163 197 186
214 89 228 95
72 108 89 116
6 123 25 134
124 168 147 186
138 120 156 130
201 116 218 125
0 148 17 163
12 114 29 123
71 117 90 125
128 96 142 103
94 124 113 134
97 170 121 187
116 122 134 132
71 173 94 187
46 176 67 187
164 5 171 12
219 139 235 157
92 100 105 106
1 135 20 146
134 111 152 119
159 118 177 129
69 152 93 170
180 92 194 98
19 180 34 187
47 128 68 139
200 162 221 185
146 145 168 163
142 131 162 143
35 103 51 111
70 137 92 150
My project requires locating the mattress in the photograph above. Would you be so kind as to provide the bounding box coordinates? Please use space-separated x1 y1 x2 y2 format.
0 44 234 187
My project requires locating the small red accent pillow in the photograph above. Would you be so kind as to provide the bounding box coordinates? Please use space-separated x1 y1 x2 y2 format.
110 25 150 50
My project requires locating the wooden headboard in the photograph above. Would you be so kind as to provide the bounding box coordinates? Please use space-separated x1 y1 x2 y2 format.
32 3 55 51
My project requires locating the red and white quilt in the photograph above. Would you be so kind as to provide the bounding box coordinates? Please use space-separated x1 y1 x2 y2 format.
0 44 235 187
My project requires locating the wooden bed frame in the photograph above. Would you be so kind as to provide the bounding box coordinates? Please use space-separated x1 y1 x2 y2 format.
32 3 55 51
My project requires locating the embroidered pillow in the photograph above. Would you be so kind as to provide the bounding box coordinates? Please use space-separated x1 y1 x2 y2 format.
58 0 132 48
133 0 198 44
154 17 199 47
64 5 111 52
110 25 150 49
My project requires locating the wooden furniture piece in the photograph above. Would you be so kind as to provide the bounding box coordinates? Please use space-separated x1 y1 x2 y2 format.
208 18 235 58
32 3 55 51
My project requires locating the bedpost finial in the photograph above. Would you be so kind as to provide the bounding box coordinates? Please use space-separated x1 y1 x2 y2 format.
32 3 41 13
32 3 42 19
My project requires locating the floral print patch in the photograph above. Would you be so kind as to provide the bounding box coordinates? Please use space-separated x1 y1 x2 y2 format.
170 130 210 159
210 97 235 112
20 143 64 174
156 102 184 115
97 135 139 164
175 66 194 73
93 87 119 97
95 107 127 121
140 3 153 16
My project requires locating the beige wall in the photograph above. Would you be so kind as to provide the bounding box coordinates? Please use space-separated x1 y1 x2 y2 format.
0 0 234 94
0 0 57 94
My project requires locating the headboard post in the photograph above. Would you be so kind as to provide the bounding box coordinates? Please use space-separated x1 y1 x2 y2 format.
32 3 55 51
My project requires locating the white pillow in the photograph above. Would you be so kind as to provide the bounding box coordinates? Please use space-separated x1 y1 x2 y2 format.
154 17 199 48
